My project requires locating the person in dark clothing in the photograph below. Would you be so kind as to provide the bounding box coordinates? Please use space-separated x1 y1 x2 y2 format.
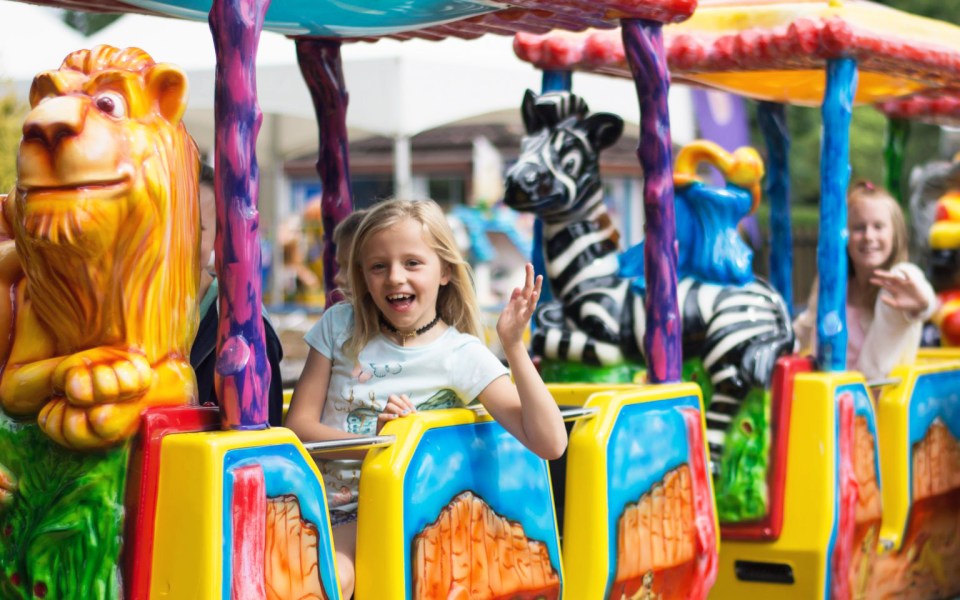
190 164 286 426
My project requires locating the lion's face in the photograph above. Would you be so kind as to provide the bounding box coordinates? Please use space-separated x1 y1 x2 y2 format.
15 51 189 256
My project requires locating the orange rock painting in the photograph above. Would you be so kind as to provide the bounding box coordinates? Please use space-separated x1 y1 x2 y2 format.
912 420 960 501
610 465 699 600
869 420 960 599
412 491 560 600
264 495 328 600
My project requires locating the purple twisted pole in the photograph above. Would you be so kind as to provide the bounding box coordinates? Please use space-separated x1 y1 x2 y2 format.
296 39 354 307
209 0 271 429
622 19 681 384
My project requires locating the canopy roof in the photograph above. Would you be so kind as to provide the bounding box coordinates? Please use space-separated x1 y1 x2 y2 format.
513 0 960 107
875 89 960 127
14 0 696 40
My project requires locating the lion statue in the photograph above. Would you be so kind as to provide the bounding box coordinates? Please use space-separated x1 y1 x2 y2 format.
0 45 201 450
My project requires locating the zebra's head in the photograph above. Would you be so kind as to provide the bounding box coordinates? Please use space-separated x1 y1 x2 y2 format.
504 90 623 223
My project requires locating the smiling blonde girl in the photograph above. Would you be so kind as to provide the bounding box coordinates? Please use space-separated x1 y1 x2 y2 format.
286 198 566 597
794 181 936 379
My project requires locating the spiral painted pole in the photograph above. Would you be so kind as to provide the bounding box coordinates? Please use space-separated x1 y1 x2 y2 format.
817 58 858 372
758 101 794 315
209 0 272 429
622 19 681 384
296 39 354 307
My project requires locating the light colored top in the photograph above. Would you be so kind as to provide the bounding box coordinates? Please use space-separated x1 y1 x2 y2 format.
304 302 508 514
793 262 937 380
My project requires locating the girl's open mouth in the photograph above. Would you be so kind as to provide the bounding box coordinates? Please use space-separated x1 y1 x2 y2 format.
387 293 415 310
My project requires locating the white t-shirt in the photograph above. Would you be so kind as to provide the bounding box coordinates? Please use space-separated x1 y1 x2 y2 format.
304 303 508 514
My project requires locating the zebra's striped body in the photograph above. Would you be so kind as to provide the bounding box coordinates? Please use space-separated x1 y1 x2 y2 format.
504 90 795 467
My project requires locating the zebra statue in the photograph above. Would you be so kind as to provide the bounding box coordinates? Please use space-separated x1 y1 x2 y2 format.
503 90 795 466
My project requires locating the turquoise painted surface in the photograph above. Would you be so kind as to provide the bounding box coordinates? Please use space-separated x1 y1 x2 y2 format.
908 370 960 445
222 445 341 600
122 0 500 37
904 368 960 541
604 396 700 597
402 422 561 599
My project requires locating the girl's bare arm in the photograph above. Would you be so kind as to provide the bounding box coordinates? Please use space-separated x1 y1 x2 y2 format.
478 264 566 460
286 349 369 460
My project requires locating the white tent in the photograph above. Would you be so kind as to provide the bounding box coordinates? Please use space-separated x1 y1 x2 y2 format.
2 2 694 146
1 1 694 297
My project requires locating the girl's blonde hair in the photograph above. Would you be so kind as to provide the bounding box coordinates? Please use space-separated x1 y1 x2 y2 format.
802 181 910 313
847 180 909 306
344 199 482 358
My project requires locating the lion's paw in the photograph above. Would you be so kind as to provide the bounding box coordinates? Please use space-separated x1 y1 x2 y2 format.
53 348 154 407
38 397 142 449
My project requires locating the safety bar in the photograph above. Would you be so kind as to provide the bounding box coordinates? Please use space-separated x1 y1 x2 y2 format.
866 377 902 389
303 435 396 456
468 404 599 422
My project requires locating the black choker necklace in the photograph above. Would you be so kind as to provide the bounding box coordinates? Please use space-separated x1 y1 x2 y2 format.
380 314 441 344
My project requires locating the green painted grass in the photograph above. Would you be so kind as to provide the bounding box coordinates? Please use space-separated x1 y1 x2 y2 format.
0 414 128 599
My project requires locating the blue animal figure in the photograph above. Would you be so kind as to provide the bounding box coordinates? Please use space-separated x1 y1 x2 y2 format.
503 90 794 466
620 141 764 292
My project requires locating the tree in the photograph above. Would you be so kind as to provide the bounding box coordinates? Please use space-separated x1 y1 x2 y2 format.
0 86 25 193
747 1 954 206
61 11 122 36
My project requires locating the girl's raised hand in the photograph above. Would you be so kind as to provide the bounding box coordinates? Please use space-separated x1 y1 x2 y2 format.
376 393 416 434
871 269 930 317
497 263 543 348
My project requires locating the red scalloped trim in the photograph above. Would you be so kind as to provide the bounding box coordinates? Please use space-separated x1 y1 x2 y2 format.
877 89 960 126
514 16 960 99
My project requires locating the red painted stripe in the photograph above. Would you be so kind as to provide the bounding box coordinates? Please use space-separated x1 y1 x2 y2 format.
232 465 267 599
831 392 857 600
682 407 719 600
125 406 221 599
721 355 813 541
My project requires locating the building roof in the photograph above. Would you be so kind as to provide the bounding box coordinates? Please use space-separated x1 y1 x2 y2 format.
285 120 647 178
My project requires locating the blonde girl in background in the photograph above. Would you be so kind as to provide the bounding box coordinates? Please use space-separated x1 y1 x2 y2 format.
286 199 567 598
794 181 936 380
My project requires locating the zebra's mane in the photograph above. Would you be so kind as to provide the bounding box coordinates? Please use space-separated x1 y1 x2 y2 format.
525 91 589 132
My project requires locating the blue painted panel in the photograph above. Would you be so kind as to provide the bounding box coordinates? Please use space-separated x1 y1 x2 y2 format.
123 0 500 37
402 422 561 599
222 445 341 600
905 369 960 533
604 396 699 596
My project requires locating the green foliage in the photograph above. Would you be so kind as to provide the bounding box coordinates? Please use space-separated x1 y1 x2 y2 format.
539 360 644 384
61 11 123 36
743 1 955 207
0 88 25 194
0 414 128 599
875 0 959 25
712 388 771 522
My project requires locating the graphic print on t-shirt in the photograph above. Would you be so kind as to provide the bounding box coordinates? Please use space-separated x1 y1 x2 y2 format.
342 360 464 434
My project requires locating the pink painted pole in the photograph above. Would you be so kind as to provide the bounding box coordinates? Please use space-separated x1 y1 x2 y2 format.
296 39 355 307
622 19 681 384
209 0 272 429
